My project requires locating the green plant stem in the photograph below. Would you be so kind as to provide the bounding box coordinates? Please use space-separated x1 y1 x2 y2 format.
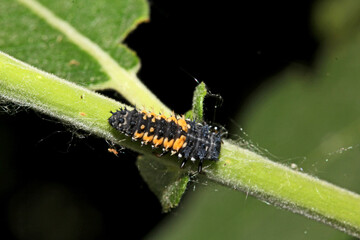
1 51 360 238
205 141 360 238
0 51 150 154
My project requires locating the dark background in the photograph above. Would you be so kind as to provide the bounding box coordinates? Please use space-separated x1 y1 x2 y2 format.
0 0 318 239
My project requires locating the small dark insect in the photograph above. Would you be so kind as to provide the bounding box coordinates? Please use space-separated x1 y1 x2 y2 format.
108 107 222 172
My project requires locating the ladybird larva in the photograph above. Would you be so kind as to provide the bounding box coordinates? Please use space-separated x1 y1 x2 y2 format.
108 107 221 172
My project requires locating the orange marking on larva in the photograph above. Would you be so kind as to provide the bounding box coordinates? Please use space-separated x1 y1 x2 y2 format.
148 112 156 118
150 127 155 133
172 135 187 151
134 131 144 139
141 110 147 120
156 114 167 120
142 132 154 144
79 112 86 116
163 138 175 150
177 116 188 132
152 136 164 147
167 115 177 124
140 124 145 130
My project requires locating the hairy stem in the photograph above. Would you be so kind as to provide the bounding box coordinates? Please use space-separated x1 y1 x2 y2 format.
205 141 360 238
0 51 360 238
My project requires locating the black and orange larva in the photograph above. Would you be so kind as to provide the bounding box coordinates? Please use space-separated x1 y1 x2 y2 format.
108 107 222 172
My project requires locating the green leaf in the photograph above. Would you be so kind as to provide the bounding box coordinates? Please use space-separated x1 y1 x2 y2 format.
313 0 360 42
137 155 189 213
0 0 170 114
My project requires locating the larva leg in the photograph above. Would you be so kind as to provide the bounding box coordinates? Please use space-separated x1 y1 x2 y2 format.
180 158 188 169
197 159 204 173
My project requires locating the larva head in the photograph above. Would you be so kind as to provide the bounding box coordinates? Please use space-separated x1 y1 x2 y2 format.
108 108 129 131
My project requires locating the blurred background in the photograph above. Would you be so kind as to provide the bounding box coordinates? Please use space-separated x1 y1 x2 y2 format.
1 0 360 239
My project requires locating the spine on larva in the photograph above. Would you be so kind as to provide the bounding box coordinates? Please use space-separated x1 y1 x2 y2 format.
108 108 221 172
